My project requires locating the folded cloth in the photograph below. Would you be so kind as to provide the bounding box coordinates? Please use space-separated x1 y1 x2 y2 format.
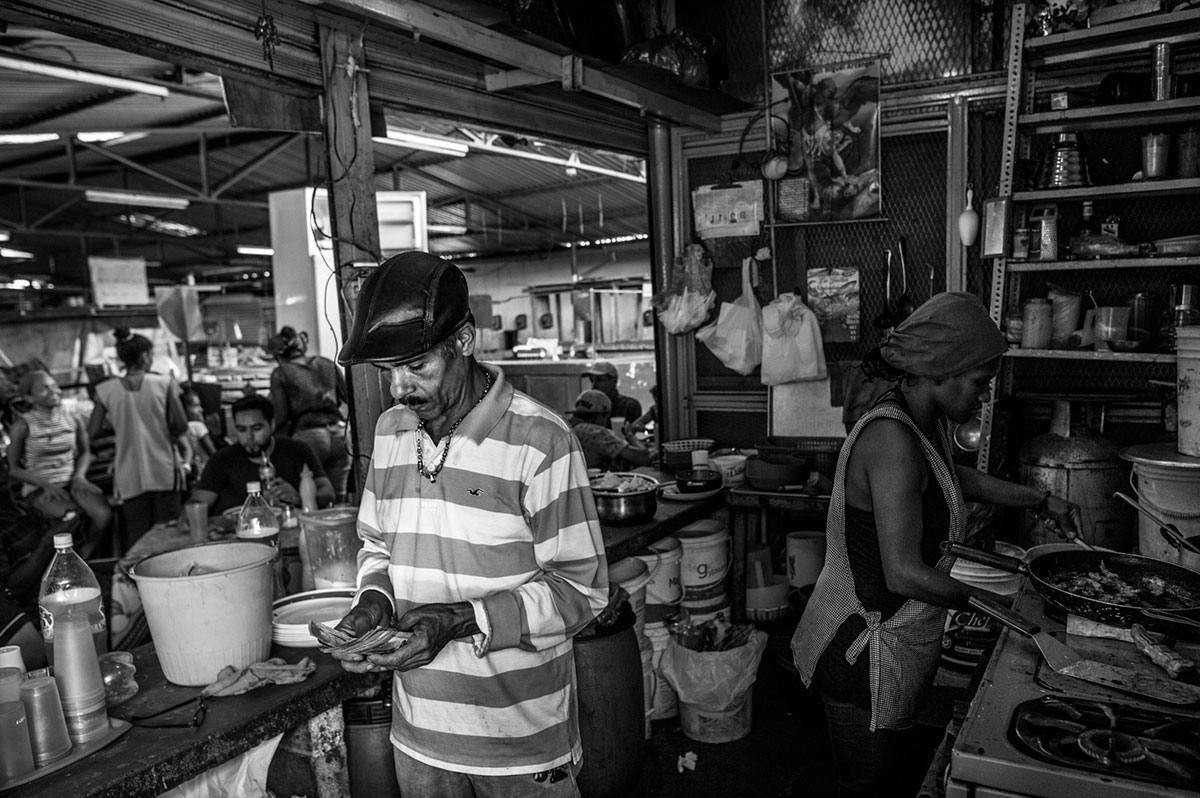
203 656 317 697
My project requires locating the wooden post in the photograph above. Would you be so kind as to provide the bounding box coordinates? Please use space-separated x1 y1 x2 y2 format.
318 25 385 494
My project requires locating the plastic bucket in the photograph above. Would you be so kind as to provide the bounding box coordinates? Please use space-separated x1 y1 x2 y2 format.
677 522 730 619
635 537 682 623
644 622 678 719
786 531 826 588
609 557 654 643
709 454 748 487
1132 460 1200 562
130 541 276 686
1177 327 1200 456
942 544 1026 671
679 688 754 744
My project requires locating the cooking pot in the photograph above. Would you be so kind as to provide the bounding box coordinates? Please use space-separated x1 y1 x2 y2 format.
674 468 724 494
591 472 660 525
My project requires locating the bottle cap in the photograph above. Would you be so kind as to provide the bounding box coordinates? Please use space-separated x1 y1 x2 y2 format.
246 481 261 493
52 533 73 549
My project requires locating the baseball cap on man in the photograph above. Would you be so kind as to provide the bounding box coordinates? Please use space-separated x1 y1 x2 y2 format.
572 389 612 417
338 251 474 366
583 361 618 379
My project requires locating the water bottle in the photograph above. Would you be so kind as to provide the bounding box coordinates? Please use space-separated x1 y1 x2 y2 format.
299 464 318 513
237 481 285 597
258 459 277 506
38 533 108 667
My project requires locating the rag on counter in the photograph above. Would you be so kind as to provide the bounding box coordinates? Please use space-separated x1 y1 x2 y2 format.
203 657 317 697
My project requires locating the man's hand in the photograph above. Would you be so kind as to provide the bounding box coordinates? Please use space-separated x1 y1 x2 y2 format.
361 602 480 673
331 592 394 673
264 477 301 507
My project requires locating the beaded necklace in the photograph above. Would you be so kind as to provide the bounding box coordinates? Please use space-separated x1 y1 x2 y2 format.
415 369 492 483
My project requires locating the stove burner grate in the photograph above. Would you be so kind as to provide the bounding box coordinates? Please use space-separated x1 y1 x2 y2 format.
1011 696 1200 787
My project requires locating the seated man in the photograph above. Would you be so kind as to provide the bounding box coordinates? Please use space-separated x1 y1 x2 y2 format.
189 395 335 513
567 389 652 471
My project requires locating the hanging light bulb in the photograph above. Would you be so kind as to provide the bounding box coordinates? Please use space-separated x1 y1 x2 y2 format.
565 152 581 178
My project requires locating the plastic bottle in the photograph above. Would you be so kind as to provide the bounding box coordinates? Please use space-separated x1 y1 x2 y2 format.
258 459 277 506
299 465 318 513
237 481 285 597
38 533 108 667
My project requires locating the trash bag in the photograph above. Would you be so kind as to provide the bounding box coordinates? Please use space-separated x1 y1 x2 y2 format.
653 243 715 335
696 256 763 375
620 27 717 89
659 629 767 712
761 292 827 386
156 734 282 798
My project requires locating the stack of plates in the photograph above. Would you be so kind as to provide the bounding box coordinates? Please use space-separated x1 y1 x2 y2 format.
272 588 355 647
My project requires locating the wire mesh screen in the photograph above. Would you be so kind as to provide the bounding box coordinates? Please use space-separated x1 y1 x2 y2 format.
765 0 986 82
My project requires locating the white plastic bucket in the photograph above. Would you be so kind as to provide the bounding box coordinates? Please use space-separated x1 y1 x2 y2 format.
679 688 754 744
786 531 826 588
131 541 277 686
1132 460 1200 562
709 454 748 487
1177 327 1200 457
677 522 730 618
609 557 654 643
635 537 682 623
644 622 678 719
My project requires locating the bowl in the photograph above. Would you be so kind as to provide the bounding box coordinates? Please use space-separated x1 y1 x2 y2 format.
590 471 660 525
674 468 724 494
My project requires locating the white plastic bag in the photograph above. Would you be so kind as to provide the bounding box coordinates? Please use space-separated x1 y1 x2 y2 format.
157 734 282 798
696 257 763 375
659 630 768 712
761 293 827 385
654 244 716 334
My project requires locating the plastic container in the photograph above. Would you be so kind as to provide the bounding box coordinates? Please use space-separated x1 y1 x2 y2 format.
1122 443 1200 563
942 543 1025 671
786 531 826 588
708 454 748 487
1095 306 1131 345
1020 298 1053 349
299 508 361 589
38 533 107 668
1177 327 1200 457
344 694 401 798
130 541 276 686
677 522 731 619
608 557 654 643
634 537 682 623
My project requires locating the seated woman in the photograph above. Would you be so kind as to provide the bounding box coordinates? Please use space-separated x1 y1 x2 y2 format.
567 389 652 471
6 370 110 557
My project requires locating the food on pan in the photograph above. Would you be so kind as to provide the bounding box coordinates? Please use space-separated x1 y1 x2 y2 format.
1049 561 1196 610
590 473 658 493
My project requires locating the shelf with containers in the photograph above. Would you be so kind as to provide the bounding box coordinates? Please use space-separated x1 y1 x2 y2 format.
978 3 1200 474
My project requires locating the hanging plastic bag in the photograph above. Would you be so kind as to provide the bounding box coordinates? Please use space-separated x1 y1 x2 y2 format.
761 293 827 385
653 244 716 334
696 257 763 375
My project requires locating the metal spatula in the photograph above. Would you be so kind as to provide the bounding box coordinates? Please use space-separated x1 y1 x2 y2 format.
970 594 1200 706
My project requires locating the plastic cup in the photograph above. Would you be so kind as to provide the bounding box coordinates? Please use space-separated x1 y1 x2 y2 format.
19 675 73 764
52 614 109 744
611 416 626 433
185 501 209 545
0 646 26 674
0 667 24 704
690 449 710 468
300 509 362 588
0 701 36 780
1094 306 1131 344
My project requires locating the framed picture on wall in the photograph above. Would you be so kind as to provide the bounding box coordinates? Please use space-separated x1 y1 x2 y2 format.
769 58 882 223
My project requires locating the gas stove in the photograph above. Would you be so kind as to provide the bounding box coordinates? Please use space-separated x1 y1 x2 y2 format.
946 587 1200 798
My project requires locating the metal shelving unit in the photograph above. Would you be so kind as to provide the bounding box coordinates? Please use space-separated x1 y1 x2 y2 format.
978 3 1200 472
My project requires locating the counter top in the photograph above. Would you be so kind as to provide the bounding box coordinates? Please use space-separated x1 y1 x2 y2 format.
8 646 377 798
599 469 725 563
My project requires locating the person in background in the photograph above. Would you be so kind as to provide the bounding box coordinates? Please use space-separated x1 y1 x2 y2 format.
189 394 333 514
629 384 658 434
582 361 642 423
181 390 217 477
330 251 608 797
791 293 1083 798
567 389 652 471
6 370 110 557
88 328 191 547
266 326 351 501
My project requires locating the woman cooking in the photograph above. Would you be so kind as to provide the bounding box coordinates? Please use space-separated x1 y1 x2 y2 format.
791 292 1082 798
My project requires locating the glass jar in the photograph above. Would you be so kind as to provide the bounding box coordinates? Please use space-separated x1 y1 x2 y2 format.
1021 298 1053 349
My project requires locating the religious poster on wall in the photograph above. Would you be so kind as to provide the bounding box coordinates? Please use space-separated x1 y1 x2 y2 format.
691 181 764 239
771 58 881 223
807 266 859 342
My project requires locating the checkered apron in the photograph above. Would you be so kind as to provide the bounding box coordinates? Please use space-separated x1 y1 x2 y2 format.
792 399 965 731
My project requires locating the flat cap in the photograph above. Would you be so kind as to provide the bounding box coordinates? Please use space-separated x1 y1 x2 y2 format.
338 251 473 366
583 361 618 379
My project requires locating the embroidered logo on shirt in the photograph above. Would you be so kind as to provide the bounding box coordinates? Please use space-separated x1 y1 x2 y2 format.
468 488 482 496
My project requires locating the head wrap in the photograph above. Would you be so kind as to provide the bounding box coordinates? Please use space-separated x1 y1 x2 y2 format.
881 292 1007 379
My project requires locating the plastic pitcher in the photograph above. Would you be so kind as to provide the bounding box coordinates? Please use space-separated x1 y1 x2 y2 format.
300 508 362 588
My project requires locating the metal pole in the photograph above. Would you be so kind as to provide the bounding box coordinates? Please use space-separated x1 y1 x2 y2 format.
646 118 676 444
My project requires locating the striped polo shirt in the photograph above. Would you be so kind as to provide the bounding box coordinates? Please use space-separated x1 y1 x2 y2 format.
19 407 78 494
356 363 609 776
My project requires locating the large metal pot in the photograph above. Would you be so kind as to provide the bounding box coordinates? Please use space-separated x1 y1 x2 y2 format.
590 472 660 526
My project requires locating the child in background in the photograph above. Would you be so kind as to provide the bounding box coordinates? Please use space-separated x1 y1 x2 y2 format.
6 370 111 556
181 390 217 482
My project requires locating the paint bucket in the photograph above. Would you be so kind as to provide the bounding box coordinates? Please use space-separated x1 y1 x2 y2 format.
643 621 677 719
1122 443 1200 563
942 542 1025 671
677 521 731 620
679 689 754 744
608 557 654 643
130 541 276 686
1177 327 1200 456
786 531 826 588
635 537 682 624
709 454 748 487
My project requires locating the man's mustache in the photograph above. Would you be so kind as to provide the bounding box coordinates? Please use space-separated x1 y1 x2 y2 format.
400 396 424 407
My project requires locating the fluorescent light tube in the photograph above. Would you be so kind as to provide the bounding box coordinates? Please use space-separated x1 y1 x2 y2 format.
0 133 60 145
85 189 190 210
0 231 9 242
373 131 468 157
429 225 469 235
236 245 275 256
0 248 34 259
0 53 170 97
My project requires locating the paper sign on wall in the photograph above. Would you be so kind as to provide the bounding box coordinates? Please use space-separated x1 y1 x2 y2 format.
88 256 149 307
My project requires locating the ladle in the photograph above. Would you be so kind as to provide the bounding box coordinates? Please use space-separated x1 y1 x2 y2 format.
873 249 894 330
1114 491 1200 554
894 236 915 323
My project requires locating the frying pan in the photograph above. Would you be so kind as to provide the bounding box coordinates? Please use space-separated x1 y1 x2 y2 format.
946 543 1200 636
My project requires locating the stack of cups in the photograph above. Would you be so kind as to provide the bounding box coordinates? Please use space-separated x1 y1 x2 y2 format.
19 675 72 765
0 646 26 674
53 614 110 744
0 699 35 781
